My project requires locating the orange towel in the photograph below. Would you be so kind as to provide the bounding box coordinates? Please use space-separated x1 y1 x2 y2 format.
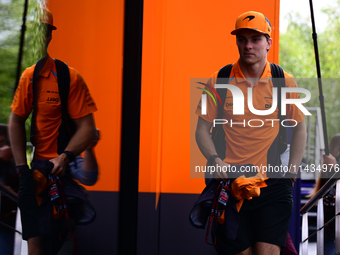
33 169 48 206
33 170 64 219
231 173 268 212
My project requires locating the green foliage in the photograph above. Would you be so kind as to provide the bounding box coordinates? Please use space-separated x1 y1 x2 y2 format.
0 0 45 139
0 0 22 124
280 3 340 141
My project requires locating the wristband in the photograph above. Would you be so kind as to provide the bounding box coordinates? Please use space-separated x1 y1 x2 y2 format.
208 155 220 165
285 172 297 183
62 150 75 162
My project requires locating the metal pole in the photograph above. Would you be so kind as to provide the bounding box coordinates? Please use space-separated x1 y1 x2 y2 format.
317 198 324 255
301 213 309 255
14 0 29 93
309 0 329 155
335 180 340 253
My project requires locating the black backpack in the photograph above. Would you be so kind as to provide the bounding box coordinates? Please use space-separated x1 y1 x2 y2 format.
30 58 76 155
211 63 287 161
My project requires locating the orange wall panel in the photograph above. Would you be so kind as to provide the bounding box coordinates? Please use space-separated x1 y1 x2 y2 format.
140 0 281 194
48 0 124 192
139 0 167 194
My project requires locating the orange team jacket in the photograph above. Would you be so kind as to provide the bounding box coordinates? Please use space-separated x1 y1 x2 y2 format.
11 55 97 160
196 61 305 176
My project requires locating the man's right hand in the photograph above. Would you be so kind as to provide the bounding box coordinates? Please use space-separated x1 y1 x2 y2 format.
49 153 69 177
212 157 230 181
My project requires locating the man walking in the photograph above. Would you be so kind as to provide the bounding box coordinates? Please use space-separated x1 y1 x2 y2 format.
195 11 306 255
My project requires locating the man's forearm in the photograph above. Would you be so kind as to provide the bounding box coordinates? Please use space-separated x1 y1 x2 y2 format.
288 119 307 174
196 117 230 179
196 128 218 160
63 114 95 157
9 112 27 166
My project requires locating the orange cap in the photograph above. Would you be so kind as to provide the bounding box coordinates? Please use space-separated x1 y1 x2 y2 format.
231 11 271 37
40 7 57 30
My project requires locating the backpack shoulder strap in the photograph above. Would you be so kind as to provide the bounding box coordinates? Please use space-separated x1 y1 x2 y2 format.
209 64 233 164
270 63 288 154
54 59 76 155
54 59 70 115
270 63 286 109
30 57 48 145
216 64 233 119
217 64 233 78
270 63 285 117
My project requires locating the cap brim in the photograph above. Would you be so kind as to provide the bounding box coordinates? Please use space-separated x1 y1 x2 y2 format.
231 28 267 36
41 22 57 30
48 24 57 30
